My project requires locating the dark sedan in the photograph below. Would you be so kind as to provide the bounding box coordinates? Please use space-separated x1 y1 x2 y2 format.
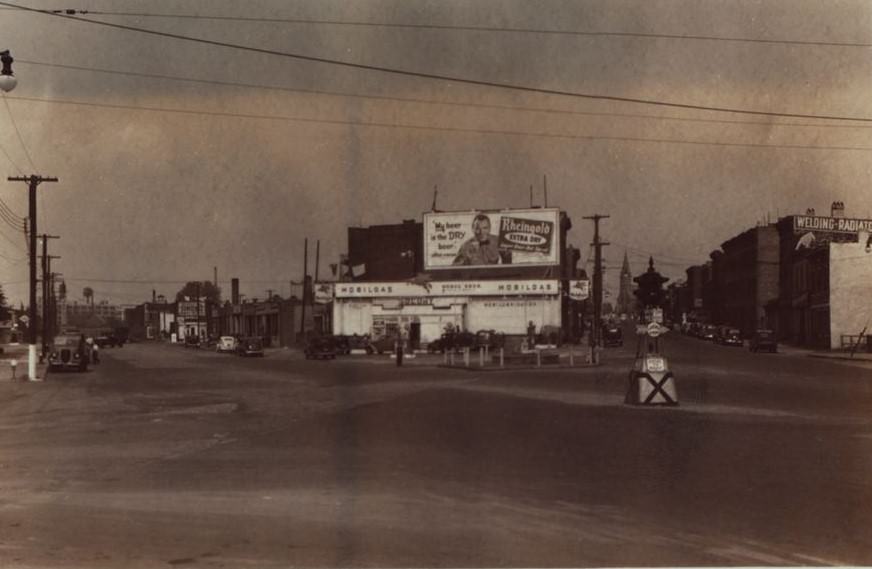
304 337 338 360
749 329 778 353
236 337 264 357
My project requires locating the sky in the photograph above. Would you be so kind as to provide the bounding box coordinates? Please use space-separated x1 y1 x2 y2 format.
1 0 872 307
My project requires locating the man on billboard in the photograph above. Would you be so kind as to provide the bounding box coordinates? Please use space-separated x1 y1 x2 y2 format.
452 213 513 266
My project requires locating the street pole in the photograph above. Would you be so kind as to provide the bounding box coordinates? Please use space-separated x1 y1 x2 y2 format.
583 214 610 354
195 281 201 340
300 238 308 338
39 235 60 357
8 175 58 381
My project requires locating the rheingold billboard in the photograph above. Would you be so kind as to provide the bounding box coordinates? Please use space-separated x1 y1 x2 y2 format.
423 208 560 270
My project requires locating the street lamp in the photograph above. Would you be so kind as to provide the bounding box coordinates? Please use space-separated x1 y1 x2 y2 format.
0 50 17 93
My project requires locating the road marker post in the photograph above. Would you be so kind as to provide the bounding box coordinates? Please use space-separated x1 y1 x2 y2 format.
625 321 678 406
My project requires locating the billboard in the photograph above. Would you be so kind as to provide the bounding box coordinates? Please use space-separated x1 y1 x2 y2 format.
423 208 560 270
793 215 872 236
334 279 560 298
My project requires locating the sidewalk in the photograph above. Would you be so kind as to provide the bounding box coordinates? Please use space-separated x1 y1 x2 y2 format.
773 342 872 362
0 343 49 381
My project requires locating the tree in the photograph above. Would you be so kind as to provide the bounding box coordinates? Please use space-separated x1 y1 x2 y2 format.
175 281 221 304
0 284 10 322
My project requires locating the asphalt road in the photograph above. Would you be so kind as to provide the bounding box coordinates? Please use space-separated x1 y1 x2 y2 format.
1 334 870 567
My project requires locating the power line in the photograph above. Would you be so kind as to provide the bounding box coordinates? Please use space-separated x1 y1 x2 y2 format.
7 94 872 152
19 59 872 132
1 93 37 171
2 1 871 123
8 7 872 49
0 196 24 219
0 139 24 174
0 225 25 252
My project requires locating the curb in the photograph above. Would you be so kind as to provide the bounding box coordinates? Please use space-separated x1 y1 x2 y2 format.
808 353 872 362
437 363 603 373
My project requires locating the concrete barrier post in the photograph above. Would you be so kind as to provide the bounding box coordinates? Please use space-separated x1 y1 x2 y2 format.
479 347 484 367
464 347 470 367
499 347 504 368
536 349 541 368
569 344 574 367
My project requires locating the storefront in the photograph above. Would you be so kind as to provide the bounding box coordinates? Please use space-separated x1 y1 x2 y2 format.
333 279 562 346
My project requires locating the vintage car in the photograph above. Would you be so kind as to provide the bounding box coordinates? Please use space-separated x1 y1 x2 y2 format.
367 335 397 355
474 329 506 350
716 326 743 347
236 337 264 357
94 332 121 348
47 334 88 372
700 324 718 341
215 336 238 353
304 336 338 360
749 329 778 353
602 323 623 347
184 335 201 349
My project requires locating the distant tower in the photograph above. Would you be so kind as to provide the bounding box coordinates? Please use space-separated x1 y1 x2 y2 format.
616 251 635 316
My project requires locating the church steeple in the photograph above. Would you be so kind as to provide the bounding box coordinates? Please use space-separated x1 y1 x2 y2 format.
621 251 632 278
616 250 635 316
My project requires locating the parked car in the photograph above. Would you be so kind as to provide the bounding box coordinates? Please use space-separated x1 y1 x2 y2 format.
236 337 264 357
474 329 505 350
215 336 238 353
427 334 450 354
330 335 351 355
749 329 778 353
602 323 623 347
700 325 717 341
47 334 88 372
716 327 743 347
305 336 338 360
94 332 122 348
184 335 201 349
367 335 397 355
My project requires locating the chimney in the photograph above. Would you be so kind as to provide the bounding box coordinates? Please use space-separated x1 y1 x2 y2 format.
231 278 239 305
806 208 815 216
152 289 156 303
831 201 845 218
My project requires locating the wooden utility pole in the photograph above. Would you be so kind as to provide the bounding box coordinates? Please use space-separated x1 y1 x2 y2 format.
583 214 610 352
8 175 58 380
300 238 308 337
39 235 60 355
314 240 320 283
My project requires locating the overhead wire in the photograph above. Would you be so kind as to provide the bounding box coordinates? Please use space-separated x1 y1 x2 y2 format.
0 139 24 174
18 59 872 132
6 94 872 152
1 1 871 123
1 93 38 171
7 7 872 49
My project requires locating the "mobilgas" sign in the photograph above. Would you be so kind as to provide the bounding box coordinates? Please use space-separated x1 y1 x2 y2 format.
793 215 872 235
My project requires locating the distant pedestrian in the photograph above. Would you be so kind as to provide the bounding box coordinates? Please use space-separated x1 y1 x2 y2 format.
91 343 99 364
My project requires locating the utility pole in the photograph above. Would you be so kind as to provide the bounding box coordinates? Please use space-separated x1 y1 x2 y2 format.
195 281 201 340
50 272 62 340
300 238 308 338
314 240 320 283
39 236 60 356
8 175 58 381
583 214 610 356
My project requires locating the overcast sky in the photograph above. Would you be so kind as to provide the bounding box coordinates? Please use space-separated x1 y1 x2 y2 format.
1 0 871 306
